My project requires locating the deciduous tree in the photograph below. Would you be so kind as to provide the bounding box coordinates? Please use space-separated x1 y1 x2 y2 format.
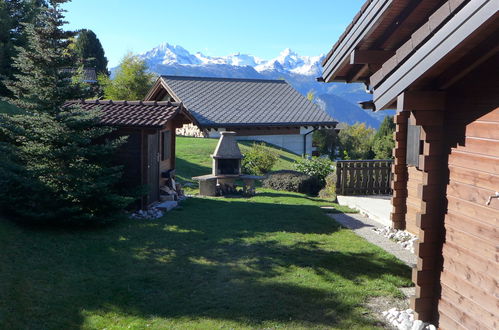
98 53 155 100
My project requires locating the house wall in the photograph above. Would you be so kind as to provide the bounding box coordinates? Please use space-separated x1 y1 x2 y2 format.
437 60 499 330
391 56 499 327
114 128 143 190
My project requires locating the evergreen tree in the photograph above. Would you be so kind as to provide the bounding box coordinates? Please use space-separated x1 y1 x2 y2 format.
0 0 133 224
98 53 155 100
0 0 45 96
70 29 108 75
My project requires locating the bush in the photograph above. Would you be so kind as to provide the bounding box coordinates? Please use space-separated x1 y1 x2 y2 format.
241 143 278 175
293 157 335 186
263 170 321 195
318 172 337 201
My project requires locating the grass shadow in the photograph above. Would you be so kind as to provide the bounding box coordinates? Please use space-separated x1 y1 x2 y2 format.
0 197 410 329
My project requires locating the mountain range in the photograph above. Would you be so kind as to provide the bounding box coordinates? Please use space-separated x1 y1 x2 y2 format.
115 43 395 128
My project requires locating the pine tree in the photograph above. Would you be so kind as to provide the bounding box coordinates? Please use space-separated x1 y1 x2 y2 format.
71 29 108 75
0 0 133 224
0 0 45 97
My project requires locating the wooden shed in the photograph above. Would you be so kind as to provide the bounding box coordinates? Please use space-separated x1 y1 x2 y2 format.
320 0 498 328
64 100 194 209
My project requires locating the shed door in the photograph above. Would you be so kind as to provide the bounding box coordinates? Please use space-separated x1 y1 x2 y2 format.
147 132 160 204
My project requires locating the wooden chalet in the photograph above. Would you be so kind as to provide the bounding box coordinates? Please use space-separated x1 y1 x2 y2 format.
64 100 194 208
321 0 498 328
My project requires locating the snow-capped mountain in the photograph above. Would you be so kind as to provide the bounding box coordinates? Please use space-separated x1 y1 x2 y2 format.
138 43 322 76
115 43 394 128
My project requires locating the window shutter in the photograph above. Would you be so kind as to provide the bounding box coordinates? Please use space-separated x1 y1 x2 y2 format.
406 124 421 167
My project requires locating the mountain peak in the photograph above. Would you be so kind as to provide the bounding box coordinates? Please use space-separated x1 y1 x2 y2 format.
139 42 323 76
279 48 296 56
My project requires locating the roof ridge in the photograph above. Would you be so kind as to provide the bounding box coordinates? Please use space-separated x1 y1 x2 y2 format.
160 75 287 84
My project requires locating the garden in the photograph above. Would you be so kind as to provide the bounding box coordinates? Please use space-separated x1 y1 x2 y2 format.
0 137 412 329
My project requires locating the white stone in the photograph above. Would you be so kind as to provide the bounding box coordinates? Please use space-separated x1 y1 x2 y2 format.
411 320 425 330
156 201 178 211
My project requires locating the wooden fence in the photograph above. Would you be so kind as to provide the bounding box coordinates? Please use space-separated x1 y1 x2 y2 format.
335 160 393 195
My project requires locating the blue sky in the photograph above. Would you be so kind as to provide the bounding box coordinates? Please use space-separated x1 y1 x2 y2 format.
63 0 365 68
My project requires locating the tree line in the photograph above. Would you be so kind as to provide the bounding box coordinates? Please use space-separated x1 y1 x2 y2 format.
313 115 396 160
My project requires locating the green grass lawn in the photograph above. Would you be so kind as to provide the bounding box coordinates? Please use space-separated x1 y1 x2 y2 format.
0 136 411 329
176 136 301 184
0 190 411 329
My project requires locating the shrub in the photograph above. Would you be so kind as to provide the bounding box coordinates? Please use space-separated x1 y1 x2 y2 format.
241 143 278 175
318 172 337 201
293 157 335 186
263 170 321 195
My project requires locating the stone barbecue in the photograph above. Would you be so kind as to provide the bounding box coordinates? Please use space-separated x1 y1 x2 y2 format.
192 131 263 196
212 131 242 176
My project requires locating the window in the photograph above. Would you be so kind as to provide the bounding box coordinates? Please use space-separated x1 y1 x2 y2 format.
406 124 421 167
162 130 171 161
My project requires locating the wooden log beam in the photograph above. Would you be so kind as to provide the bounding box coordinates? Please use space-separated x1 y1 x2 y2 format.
349 49 393 65
397 91 446 111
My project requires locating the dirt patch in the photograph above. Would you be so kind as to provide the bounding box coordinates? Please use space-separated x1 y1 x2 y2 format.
364 287 413 329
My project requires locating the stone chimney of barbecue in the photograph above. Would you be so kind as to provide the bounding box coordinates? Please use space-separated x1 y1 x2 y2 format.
212 131 243 159
211 131 243 176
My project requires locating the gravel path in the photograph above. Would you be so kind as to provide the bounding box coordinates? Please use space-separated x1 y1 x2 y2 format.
326 212 417 267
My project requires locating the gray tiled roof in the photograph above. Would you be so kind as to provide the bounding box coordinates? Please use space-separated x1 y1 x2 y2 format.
63 100 182 128
159 76 337 128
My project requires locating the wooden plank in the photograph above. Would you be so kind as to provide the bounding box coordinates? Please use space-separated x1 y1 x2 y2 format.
410 111 444 126
418 155 444 172
447 196 498 227
448 107 499 122
459 136 499 157
428 2 451 32
423 140 443 156
464 121 499 140
449 165 499 192
445 211 498 243
442 254 498 294
373 0 497 109
447 180 499 210
438 310 467 330
444 224 498 262
397 91 446 111
438 298 489 330
349 49 393 64
448 150 499 175
322 0 394 81
440 271 498 316
442 242 499 279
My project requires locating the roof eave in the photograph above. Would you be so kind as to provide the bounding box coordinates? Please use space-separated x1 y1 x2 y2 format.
199 121 339 129
321 0 394 83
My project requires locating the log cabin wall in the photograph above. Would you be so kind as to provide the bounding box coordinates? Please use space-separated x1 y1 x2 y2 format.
437 57 499 330
391 111 409 230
